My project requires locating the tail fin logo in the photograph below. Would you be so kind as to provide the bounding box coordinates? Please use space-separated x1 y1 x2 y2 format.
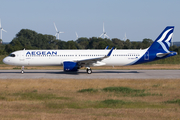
157 27 174 53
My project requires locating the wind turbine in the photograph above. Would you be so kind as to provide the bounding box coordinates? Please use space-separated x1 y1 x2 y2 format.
54 22 64 40
99 22 110 39
75 32 78 40
171 34 174 46
123 33 127 41
0 19 7 42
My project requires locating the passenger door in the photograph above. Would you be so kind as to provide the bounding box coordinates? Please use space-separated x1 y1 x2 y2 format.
19 51 25 62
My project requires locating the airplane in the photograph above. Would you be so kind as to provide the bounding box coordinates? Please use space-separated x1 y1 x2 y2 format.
3 26 177 74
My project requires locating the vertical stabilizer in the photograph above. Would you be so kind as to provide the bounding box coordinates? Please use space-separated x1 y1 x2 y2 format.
133 26 176 65
149 26 174 52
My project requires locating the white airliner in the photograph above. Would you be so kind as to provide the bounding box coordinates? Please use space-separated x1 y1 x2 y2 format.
3 26 177 74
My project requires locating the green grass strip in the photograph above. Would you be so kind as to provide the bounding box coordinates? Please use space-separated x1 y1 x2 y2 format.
78 88 98 93
165 99 180 105
102 86 144 93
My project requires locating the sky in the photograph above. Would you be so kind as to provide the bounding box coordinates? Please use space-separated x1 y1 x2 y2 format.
0 0 180 43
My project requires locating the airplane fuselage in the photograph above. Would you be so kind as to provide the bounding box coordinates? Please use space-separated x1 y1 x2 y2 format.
4 49 147 67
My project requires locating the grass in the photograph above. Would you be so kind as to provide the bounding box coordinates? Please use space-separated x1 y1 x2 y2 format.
45 99 165 109
0 91 70 102
78 86 162 97
0 55 6 64
98 99 165 109
102 99 126 105
152 84 161 87
165 99 180 105
12 92 66 101
0 79 180 119
102 86 144 93
13 67 21 69
78 88 98 93
99 99 127 108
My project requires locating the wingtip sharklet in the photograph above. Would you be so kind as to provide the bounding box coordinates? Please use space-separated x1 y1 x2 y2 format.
105 46 109 50
107 47 114 57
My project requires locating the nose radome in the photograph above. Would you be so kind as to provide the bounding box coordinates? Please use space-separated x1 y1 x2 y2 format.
3 57 6 64
3 57 9 64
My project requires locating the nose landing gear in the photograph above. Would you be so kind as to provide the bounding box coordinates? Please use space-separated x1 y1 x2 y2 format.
21 66 24 74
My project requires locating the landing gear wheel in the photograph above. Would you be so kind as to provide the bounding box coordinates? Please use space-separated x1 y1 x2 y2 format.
21 66 24 74
87 68 92 74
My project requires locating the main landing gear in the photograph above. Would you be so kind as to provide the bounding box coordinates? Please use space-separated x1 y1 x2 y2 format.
21 66 24 74
86 67 92 74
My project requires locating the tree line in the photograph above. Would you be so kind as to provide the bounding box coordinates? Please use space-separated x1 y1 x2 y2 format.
0 29 180 55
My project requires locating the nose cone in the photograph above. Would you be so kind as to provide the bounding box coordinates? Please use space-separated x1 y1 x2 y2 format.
3 57 10 65
3 57 8 64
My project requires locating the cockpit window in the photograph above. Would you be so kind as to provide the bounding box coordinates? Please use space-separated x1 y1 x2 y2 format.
9 54 16 57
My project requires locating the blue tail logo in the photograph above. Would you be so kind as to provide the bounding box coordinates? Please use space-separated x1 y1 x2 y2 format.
149 26 174 52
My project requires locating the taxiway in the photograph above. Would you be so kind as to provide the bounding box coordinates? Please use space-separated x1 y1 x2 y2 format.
0 70 180 79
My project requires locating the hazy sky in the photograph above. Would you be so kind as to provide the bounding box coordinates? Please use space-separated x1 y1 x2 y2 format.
0 0 180 42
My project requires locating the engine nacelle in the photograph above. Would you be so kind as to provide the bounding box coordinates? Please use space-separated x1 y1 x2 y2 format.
63 61 78 71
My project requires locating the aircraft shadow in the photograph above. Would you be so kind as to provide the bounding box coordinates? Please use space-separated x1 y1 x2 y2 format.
90 70 139 74
0 70 141 75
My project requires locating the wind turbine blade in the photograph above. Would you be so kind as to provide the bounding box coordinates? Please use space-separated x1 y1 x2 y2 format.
123 33 127 40
57 33 59 39
0 19 1 28
99 33 103 37
75 32 78 40
75 32 78 38
2 29 7 32
60 32 64 33
55 33 57 36
105 34 110 38
1 29 2 40
171 34 174 46
103 22 105 32
54 22 58 32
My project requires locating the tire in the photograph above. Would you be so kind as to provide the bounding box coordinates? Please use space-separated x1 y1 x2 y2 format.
87 69 92 74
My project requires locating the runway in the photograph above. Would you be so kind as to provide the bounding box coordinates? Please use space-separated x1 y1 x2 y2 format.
0 69 180 79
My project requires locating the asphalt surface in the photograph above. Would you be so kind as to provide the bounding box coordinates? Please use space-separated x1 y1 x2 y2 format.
0 70 180 79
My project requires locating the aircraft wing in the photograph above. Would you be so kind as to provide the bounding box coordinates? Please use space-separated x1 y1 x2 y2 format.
71 47 114 66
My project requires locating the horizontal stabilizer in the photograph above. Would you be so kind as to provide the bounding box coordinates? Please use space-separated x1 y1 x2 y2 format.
156 52 177 57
